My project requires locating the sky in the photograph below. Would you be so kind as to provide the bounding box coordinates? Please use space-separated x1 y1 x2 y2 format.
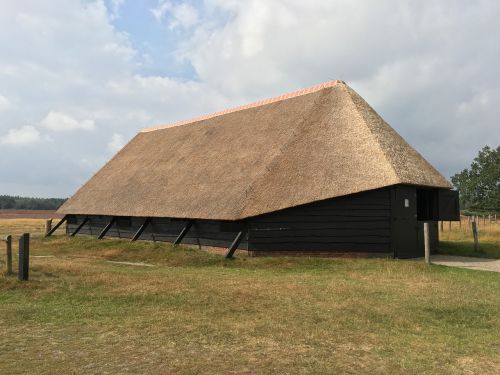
0 0 499 198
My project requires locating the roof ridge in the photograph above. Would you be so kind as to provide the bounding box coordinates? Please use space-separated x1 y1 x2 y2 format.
235 94 327 218
341 84 400 184
141 80 344 133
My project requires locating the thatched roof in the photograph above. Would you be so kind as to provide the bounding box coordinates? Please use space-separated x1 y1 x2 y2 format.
58 80 451 220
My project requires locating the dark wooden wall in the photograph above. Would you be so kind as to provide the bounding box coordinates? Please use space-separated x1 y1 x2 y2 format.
247 188 393 255
67 216 248 250
66 185 442 258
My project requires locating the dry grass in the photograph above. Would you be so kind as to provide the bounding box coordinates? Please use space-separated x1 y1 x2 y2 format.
0 218 51 238
0 219 499 374
439 217 500 258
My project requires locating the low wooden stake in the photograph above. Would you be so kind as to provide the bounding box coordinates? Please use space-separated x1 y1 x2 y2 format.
45 219 53 236
424 222 430 264
472 221 479 252
18 233 29 281
5 235 12 275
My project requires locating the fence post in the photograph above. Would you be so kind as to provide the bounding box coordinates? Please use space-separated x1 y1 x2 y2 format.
5 235 12 275
471 222 479 252
45 219 53 236
440 221 444 232
424 222 430 264
18 233 30 281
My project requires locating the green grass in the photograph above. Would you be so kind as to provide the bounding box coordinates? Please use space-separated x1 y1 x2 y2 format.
438 219 500 258
0 220 499 374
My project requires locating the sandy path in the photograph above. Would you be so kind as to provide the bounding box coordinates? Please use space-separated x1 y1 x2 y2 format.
431 255 500 273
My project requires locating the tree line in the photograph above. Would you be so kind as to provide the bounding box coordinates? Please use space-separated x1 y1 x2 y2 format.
451 145 499 212
0 195 67 210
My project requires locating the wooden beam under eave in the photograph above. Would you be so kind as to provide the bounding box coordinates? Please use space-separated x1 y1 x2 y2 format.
225 230 247 259
45 216 67 237
174 221 193 245
98 217 116 239
70 217 89 237
131 218 151 242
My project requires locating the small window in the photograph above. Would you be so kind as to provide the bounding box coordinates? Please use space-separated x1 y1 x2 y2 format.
404 199 409 208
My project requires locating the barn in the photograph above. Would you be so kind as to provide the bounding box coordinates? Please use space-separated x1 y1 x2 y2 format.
53 80 460 258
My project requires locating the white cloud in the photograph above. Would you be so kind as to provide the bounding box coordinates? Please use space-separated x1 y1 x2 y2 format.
0 95 11 111
151 1 198 30
178 0 500 176
108 0 125 20
0 0 499 198
169 3 199 30
41 111 95 131
150 0 172 21
0 125 41 145
107 132 125 153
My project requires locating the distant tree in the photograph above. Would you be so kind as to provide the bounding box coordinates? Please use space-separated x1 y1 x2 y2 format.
451 145 500 211
0 195 16 209
0 195 66 210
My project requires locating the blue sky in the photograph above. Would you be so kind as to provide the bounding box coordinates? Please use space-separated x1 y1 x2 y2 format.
108 0 199 78
0 0 499 198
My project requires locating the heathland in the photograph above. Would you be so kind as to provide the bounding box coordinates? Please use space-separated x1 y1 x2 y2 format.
0 218 499 374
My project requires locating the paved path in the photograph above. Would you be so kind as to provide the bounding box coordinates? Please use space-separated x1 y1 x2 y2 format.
431 255 500 273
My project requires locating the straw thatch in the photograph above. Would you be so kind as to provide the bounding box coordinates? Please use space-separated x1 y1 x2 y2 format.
58 80 451 220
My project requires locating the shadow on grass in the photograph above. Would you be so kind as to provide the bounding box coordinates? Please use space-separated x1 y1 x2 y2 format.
438 240 500 259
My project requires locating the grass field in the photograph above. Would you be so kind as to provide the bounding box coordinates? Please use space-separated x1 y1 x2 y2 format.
1 219 499 374
439 217 500 258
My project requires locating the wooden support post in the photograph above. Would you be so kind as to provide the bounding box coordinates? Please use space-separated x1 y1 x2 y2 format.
131 218 151 242
45 216 67 237
424 222 430 264
18 233 29 281
70 217 89 237
174 222 193 245
45 219 53 236
225 230 247 259
5 235 12 275
98 217 116 239
472 221 479 252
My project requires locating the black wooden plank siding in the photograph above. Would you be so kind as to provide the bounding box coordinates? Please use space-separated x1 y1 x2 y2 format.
64 185 444 257
66 188 392 253
67 216 248 249
247 188 392 253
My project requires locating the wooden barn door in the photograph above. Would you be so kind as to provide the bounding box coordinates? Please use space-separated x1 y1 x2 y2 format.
391 185 419 258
